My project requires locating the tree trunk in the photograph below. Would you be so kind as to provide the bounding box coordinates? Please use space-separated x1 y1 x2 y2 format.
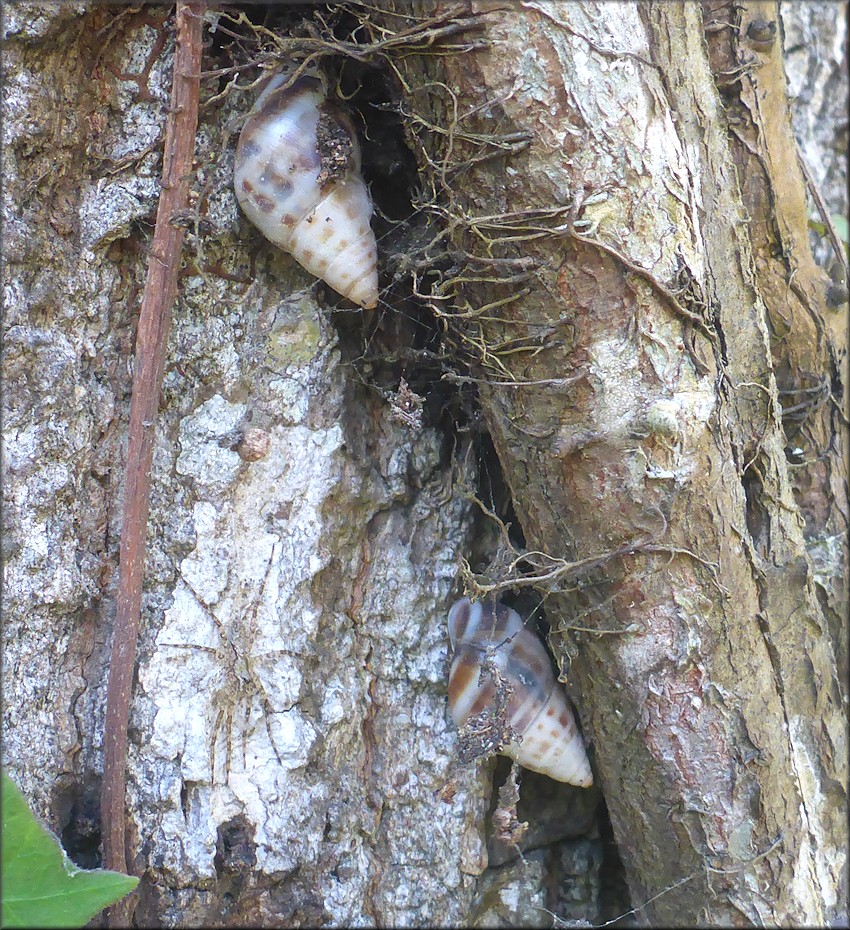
387 0 847 923
3 1 845 927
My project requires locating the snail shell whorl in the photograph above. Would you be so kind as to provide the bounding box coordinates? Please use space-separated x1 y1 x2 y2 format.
234 73 379 309
447 597 593 787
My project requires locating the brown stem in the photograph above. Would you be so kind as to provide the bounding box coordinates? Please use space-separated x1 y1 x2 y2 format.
796 142 850 284
101 1 205 919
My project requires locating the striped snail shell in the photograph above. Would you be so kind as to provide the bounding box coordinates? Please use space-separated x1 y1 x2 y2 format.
234 71 379 309
447 597 593 787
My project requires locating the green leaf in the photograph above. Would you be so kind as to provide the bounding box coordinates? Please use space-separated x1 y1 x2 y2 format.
1 771 138 929
831 213 849 245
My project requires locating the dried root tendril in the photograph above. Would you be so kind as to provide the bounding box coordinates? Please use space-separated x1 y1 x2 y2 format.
492 763 529 853
389 377 425 430
455 649 522 764
458 488 727 606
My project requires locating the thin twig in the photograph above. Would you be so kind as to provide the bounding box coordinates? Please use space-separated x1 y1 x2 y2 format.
796 142 849 283
101 2 205 922
569 228 716 340
534 872 696 928
520 0 658 70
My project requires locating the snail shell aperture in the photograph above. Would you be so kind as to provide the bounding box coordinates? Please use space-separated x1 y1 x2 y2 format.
447 597 593 787
234 72 379 309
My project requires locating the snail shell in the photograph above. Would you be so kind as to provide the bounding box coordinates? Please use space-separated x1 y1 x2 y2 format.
447 597 593 787
234 72 379 309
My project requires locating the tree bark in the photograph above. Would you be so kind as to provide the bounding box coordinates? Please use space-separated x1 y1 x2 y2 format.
4 4 495 925
2 1 845 927
388 0 848 924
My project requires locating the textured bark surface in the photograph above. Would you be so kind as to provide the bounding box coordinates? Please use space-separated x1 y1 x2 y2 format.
701 0 849 702
3 1 846 927
389 0 848 924
3 3 490 925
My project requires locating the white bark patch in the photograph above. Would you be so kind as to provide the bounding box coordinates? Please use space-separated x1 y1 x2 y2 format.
130 348 488 919
137 400 347 875
175 394 245 490
78 177 159 250
588 335 642 436
788 717 841 914
269 377 310 424
492 2 706 285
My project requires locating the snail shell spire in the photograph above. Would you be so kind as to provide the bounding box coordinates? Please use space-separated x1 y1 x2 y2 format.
234 72 379 309
447 597 593 787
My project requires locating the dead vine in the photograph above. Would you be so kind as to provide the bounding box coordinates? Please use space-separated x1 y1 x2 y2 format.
459 490 727 608
102 4 205 926
203 3 497 93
